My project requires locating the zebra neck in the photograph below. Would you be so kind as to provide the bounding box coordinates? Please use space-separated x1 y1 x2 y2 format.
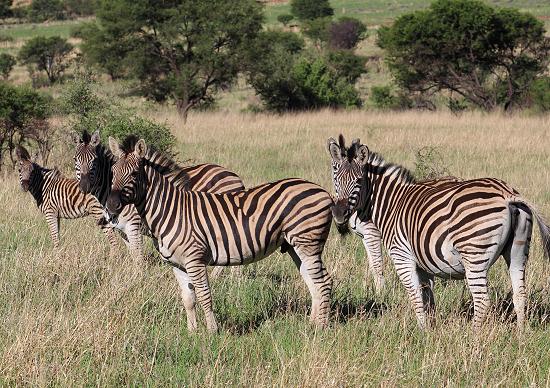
92 147 115 205
28 167 56 207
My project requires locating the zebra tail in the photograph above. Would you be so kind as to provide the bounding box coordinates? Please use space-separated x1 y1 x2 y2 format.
511 198 550 259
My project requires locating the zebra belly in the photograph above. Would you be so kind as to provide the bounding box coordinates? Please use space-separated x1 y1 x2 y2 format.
416 242 466 279
215 239 283 266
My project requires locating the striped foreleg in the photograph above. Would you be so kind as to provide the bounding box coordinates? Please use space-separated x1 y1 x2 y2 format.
185 259 218 333
44 210 60 249
172 267 198 331
88 202 119 258
355 219 385 293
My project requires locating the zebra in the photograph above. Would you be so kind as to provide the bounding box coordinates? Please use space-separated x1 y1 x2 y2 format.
105 136 333 332
328 136 461 294
329 135 550 330
71 130 245 270
15 145 118 255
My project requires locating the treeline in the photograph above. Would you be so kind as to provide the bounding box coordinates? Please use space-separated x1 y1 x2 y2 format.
0 0 95 22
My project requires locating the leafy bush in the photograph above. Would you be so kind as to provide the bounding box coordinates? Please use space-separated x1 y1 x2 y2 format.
290 0 333 21
0 53 16 80
0 0 12 19
0 34 14 43
0 83 53 168
326 50 367 83
19 36 73 83
378 0 550 111
328 17 367 50
27 0 65 22
302 17 332 45
529 77 550 112
277 14 294 26
413 146 451 181
61 74 176 154
369 85 410 110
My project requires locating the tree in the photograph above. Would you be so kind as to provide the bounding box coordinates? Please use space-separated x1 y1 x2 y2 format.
0 53 16 79
0 83 52 169
81 0 263 122
378 0 550 111
0 0 12 19
277 14 294 27
328 17 367 50
28 0 65 22
19 36 73 84
290 0 333 21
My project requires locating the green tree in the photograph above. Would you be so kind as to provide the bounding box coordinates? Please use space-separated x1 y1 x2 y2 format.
0 83 52 169
0 53 16 79
328 17 367 50
81 0 263 122
290 0 333 21
19 36 73 83
277 14 294 26
28 0 65 22
0 0 12 19
378 0 550 111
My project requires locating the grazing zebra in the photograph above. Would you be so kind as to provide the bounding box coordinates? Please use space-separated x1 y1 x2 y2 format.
328 136 461 294
105 136 333 332
329 135 550 330
15 145 118 254
71 130 245 268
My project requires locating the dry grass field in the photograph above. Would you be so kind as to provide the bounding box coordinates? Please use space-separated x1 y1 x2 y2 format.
1 110 550 386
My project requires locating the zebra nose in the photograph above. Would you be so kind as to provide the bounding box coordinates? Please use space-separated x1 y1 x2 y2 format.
21 180 30 192
106 191 122 215
79 174 91 193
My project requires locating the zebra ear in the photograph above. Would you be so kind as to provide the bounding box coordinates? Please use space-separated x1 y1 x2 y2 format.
31 151 39 163
355 145 369 166
327 137 342 162
70 131 81 145
16 145 30 161
135 139 147 158
90 130 101 147
108 136 122 159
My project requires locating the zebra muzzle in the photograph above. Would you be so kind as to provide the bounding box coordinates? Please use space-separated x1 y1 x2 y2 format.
106 190 123 216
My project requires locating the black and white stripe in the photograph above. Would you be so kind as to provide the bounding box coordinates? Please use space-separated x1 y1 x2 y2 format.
329 135 550 330
105 136 333 332
16 145 118 254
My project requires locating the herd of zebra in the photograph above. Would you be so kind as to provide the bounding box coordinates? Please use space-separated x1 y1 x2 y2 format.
15 131 550 333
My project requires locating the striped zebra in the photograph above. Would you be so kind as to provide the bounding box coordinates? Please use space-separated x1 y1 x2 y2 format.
15 145 118 254
328 136 461 294
71 130 245 268
329 135 550 330
105 136 333 332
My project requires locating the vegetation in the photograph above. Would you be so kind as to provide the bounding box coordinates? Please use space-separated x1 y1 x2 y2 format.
0 0 12 19
378 0 550 111
80 0 263 121
290 0 334 21
18 36 73 84
328 17 367 50
0 53 16 80
277 13 294 26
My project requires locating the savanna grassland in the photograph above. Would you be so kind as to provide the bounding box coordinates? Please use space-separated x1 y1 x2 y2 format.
1 109 550 386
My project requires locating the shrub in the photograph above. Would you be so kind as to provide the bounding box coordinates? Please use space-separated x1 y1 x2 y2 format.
326 50 367 83
277 14 294 26
413 146 451 181
28 0 65 22
0 0 12 19
328 17 367 50
0 53 16 80
369 85 410 110
302 17 332 45
290 0 333 21
529 77 550 112
19 36 73 84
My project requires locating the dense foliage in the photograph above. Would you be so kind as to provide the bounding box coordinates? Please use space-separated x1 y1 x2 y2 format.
378 0 550 111
290 0 333 21
0 53 16 80
80 0 263 121
19 36 73 84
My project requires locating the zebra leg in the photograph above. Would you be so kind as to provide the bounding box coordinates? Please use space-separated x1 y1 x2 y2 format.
44 210 60 249
419 269 435 326
209 266 224 279
463 262 490 331
172 267 198 332
288 245 332 327
125 227 145 262
358 220 384 293
502 207 532 330
392 249 429 329
100 226 119 259
185 262 218 333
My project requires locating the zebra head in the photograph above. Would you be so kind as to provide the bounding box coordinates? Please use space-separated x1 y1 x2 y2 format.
71 130 101 193
106 136 146 217
327 134 369 234
15 145 36 192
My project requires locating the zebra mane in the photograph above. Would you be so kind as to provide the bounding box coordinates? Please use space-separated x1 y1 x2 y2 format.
81 130 91 144
119 135 190 188
366 151 416 184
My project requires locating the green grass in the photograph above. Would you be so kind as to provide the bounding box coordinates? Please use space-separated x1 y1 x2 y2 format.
0 20 82 40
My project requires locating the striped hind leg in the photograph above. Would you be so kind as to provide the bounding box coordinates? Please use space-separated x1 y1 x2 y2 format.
288 245 332 326
462 261 490 331
502 206 532 329
357 220 385 293
185 260 218 333
172 267 198 331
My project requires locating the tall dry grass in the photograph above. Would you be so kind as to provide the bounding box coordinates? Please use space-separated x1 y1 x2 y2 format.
1 110 550 386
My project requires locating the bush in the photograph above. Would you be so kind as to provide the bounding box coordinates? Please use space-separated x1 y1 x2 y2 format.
277 14 294 26
19 36 73 84
369 85 410 110
28 0 65 22
63 0 97 17
0 83 53 168
529 77 550 112
413 146 450 181
0 34 14 43
328 17 367 50
302 17 332 45
0 53 16 80
290 0 333 21
326 50 367 83
61 75 176 154
0 0 12 19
